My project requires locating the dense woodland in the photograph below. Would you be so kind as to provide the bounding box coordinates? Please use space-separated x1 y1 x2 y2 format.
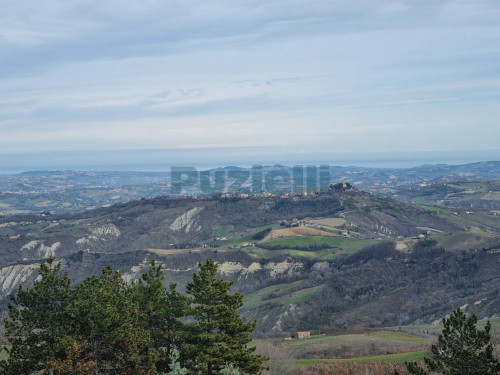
0 258 267 375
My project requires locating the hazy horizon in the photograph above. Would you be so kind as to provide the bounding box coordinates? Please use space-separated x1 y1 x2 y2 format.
1 148 499 175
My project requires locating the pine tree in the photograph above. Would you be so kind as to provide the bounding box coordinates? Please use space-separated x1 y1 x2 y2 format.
130 260 189 373
404 308 500 375
0 258 72 375
67 266 156 374
184 258 267 375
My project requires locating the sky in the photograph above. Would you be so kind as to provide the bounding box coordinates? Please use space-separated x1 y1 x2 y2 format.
1 0 500 170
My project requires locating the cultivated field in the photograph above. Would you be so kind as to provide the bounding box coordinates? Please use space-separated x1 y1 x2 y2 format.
313 218 346 228
254 329 430 368
262 227 338 242
244 237 378 259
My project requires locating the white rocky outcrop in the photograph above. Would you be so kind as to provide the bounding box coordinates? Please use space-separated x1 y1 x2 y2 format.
0 222 18 228
21 240 61 258
122 258 159 283
312 261 329 271
21 240 41 251
264 260 304 278
0 264 39 297
90 224 121 238
0 221 33 228
76 224 121 247
218 262 262 276
170 207 204 233
272 303 297 331
76 237 88 245
217 259 307 278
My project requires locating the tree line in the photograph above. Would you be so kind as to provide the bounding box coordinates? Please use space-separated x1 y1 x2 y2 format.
0 258 267 375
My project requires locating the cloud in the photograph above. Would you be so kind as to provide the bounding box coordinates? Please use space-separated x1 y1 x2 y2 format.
2 1 499 73
0 1 499 161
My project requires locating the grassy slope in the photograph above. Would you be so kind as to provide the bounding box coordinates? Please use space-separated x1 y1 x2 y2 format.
212 224 234 236
418 205 453 213
395 317 500 334
263 236 344 248
255 330 430 366
369 331 428 343
295 351 427 367
243 280 326 309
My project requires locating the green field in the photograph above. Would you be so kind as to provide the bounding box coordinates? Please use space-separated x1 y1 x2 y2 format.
411 196 427 203
254 330 429 366
244 237 377 260
261 236 377 251
418 205 453 214
264 236 344 248
243 280 325 309
212 224 234 236
295 351 427 367
369 331 428 343
448 182 488 191
390 317 500 338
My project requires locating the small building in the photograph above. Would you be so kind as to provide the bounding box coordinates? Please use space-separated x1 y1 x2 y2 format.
283 337 293 341
297 331 311 339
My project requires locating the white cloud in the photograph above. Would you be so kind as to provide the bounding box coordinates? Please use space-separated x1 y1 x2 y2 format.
0 0 499 162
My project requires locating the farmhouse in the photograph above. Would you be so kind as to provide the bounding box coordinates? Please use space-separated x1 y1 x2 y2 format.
297 331 311 339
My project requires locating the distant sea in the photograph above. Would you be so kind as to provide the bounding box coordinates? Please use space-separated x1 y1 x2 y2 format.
0 148 499 175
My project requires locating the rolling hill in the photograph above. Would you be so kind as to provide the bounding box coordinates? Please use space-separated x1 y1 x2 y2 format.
0 183 499 335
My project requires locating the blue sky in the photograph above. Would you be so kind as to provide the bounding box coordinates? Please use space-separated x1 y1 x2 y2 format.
1 1 500 169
